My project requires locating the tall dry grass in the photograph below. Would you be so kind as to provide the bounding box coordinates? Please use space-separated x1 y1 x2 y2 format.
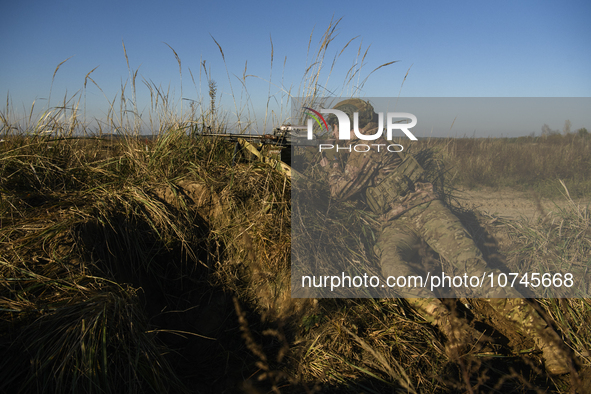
1 20 590 394
422 135 591 198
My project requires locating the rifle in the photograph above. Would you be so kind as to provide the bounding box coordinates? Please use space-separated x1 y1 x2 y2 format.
198 125 320 177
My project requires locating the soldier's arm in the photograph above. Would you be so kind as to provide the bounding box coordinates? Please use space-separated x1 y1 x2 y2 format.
327 150 380 201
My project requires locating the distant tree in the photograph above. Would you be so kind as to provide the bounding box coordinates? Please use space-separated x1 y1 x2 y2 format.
578 127 589 137
541 123 559 137
563 119 572 135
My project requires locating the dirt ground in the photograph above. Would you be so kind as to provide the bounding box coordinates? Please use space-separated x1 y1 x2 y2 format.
452 187 590 221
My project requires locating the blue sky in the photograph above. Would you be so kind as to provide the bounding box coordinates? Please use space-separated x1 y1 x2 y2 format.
1 0 590 136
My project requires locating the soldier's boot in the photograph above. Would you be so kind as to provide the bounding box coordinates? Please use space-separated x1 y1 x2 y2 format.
408 298 479 359
531 326 571 375
486 298 571 375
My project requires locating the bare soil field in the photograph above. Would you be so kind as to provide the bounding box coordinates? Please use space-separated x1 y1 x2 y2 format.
453 187 591 221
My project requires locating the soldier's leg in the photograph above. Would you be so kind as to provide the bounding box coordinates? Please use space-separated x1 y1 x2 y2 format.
409 200 570 373
375 220 431 298
376 219 474 357
482 298 571 375
412 199 518 298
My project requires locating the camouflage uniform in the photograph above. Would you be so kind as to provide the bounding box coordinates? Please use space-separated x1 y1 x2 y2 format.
325 99 570 374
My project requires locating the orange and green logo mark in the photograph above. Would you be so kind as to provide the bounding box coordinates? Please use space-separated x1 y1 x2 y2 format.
304 107 328 132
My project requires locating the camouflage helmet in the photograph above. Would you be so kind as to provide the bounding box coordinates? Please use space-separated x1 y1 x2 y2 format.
325 98 378 130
